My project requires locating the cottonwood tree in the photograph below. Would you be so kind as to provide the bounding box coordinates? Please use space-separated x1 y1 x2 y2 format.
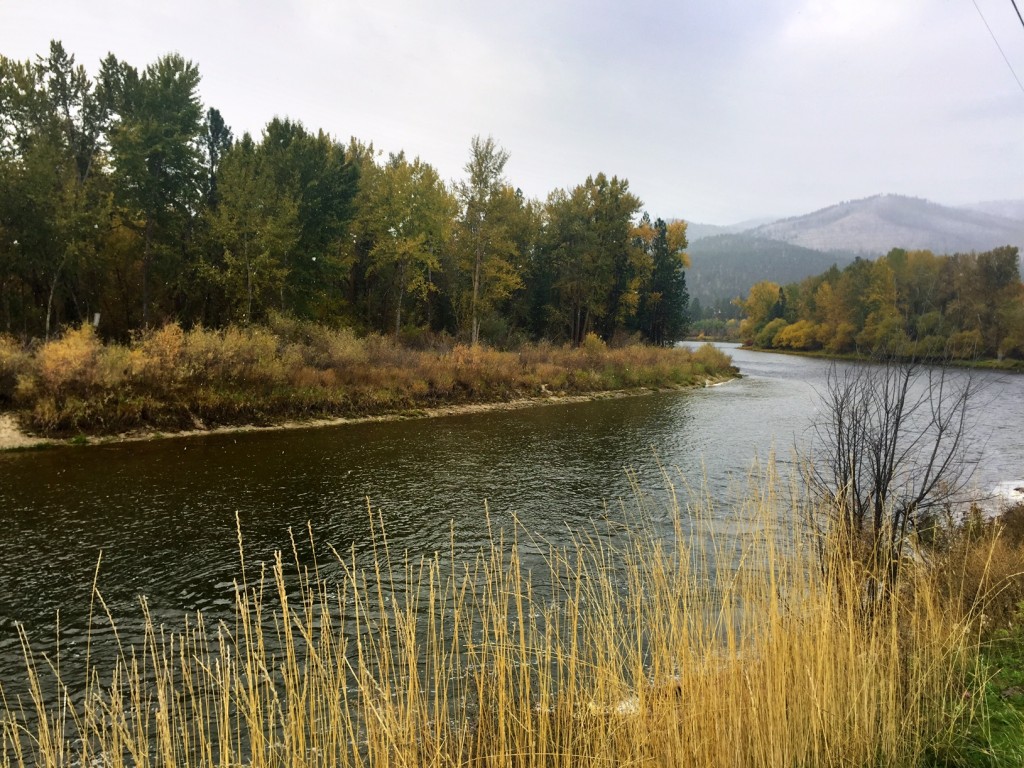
258 118 358 320
542 173 642 345
808 351 982 599
103 52 205 327
0 43 112 337
349 151 455 334
205 133 297 323
455 136 523 345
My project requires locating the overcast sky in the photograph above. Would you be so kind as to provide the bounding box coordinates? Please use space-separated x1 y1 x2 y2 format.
2 0 1023 223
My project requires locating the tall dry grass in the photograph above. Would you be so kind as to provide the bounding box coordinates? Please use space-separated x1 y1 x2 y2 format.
0 483 984 768
0 322 737 436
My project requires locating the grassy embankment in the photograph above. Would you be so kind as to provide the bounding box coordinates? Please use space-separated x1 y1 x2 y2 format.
0 319 737 439
2 481 1024 767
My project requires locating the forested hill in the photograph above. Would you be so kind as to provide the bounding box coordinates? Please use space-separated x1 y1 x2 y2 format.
685 195 1024 314
753 194 1024 255
687 234 856 308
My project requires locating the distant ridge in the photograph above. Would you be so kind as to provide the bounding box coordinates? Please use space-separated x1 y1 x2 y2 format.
752 194 1024 255
686 217 778 242
687 234 856 307
681 194 1024 308
959 199 1024 222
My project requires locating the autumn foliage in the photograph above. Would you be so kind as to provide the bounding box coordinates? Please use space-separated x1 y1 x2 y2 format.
0 320 735 436
738 246 1024 361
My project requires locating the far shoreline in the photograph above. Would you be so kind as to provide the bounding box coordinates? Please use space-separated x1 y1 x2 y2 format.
0 376 737 453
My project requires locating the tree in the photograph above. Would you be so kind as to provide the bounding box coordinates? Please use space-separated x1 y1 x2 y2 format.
259 118 358 320
635 216 690 345
455 136 523 345
542 173 642 345
0 42 110 337
808 353 981 600
103 52 205 327
349 152 455 334
205 133 297 323
737 280 782 344
202 106 233 209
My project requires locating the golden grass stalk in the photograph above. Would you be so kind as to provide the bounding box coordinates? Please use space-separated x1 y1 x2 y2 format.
0 482 982 768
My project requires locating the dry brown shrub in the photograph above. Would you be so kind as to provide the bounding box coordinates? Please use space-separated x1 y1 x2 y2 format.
215 326 281 382
35 325 103 394
691 342 734 372
137 323 187 382
362 332 405 366
318 326 367 368
935 504 1024 633
94 345 134 389
183 326 223 379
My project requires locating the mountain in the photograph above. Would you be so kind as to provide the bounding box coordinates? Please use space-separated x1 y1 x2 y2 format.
686 217 778 242
682 194 1024 310
752 194 1024 255
687 234 857 306
959 199 1024 222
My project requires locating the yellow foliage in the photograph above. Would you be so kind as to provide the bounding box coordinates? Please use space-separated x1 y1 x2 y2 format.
36 325 102 393
774 319 820 350
138 323 187 381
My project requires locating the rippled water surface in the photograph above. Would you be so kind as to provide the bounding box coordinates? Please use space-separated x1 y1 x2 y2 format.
1 344 1021 683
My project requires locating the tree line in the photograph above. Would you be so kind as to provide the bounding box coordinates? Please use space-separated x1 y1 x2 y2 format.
738 245 1024 360
0 42 690 346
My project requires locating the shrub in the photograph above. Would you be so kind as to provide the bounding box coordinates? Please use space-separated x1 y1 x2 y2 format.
137 323 187 384
35 325 103 395
581 331 607 356
949 329 984 360
754 318 788 348
0 334 30 403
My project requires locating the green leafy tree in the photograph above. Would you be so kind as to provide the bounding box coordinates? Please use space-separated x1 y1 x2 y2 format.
542 173 642 344
202 106 232 209
103 52 205 327
259 118 358 320
206 134 297 323
454 136 525 345
349 152 455 334
0 42 110 337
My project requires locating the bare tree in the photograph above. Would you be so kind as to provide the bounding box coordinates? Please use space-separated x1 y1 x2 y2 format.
808 353 982 594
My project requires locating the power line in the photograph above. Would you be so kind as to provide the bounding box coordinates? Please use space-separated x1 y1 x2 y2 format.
1011 0 1024 32
971 0 1024 94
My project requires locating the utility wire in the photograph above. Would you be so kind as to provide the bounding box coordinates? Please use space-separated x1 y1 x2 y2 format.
971 0 1024 94
1011 0 1024 32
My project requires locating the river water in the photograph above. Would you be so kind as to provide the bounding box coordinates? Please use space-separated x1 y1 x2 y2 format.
0 344 1022 685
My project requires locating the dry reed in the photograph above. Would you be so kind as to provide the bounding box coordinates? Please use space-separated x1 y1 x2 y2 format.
0 482 983 768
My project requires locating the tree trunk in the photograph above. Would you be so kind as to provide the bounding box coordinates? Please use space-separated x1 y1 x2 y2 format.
471 242 482 346
142 217 153 328
246 255 253 324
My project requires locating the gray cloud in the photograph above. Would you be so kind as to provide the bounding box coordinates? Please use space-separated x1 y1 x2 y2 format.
2 0 1021 223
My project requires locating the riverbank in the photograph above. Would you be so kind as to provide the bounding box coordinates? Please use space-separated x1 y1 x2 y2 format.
739 342 1024 371
0 382 737 451
0 321 738 449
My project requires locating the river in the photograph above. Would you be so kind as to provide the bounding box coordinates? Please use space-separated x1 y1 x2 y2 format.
0 344 1022 685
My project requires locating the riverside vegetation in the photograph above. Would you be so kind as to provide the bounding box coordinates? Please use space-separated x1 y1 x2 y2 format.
0 318 736 438
1 43 691 348
2 477 1024 768
736 246 1024 365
